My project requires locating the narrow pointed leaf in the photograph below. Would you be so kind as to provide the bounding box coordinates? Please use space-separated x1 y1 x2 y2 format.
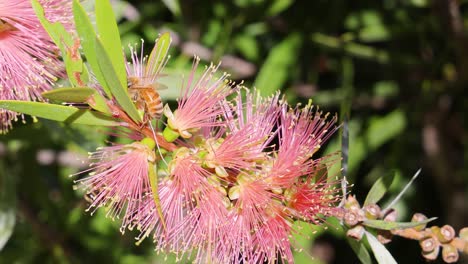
382 169 421 214
42 87 111 114
72 0 111 97
363 217 437 230
95 38 141 122
0 163 15 251
89 92 111 114
254 33 301 96
364 172 396 206
0 101 117 126
95 0 127 89
161 0 181 16
347 238 372 264
32 0 84 86
365 231 397 264
145 32 172 77
31 0 72 47
149 161 166 231
42 87 95 102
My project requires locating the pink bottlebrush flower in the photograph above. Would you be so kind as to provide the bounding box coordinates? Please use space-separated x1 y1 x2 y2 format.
285 172 341 223
164 188 231 263
270 104 338 187
0 0 72 133
165 57 235 139
203 125 268 175
225 177 293 264
202 90 280 174
223 89 280 135
74 142 154 232
252 214 294 263
128 152 214 250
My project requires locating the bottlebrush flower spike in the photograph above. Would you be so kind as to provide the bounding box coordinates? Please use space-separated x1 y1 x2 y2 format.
164 57 235 139
270 103 338 187
201 90 280 173
74 140 156 232
285 171 341 223
226 175 294 264
0 0 72 133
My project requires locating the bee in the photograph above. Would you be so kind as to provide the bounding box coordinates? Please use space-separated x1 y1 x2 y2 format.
83 189 99 205
127 76 164 120
127 34 171 122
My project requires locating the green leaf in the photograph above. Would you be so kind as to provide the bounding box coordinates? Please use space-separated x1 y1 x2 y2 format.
363 217 437 230
148 161 166 234
42 87 110 114
363 172 396 206
72 0 111 97
0 101 117 126
161 0 181 16
89 92 112 115
0 162 15 251
366 110 406 150
95 38 141 123
95 0 127 90
365 231 397 264
347 238 372 264
31 0 72 48
382 169 421 213
267 0 294 16
42 87 95 102
32 0 85 86
254 33 301 96
145 32 171 77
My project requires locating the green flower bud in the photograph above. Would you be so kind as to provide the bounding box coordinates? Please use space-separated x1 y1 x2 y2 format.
363 204 380 220
442 244 459 263
163 126 180 142
346 225 365 241
420 236 437 253
411 213 428 231
421 245 439 261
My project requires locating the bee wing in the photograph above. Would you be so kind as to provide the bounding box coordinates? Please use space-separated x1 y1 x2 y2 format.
154 83 168 90
145 33 171 78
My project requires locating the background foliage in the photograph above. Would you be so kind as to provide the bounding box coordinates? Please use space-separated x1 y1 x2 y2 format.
1 0 467 263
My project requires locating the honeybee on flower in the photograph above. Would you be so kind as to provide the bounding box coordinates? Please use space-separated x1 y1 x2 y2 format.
126 36 171 123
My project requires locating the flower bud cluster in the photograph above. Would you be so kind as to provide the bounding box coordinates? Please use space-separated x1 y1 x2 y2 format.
339 195 468 263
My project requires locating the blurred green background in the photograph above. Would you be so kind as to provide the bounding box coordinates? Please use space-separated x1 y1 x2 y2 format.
1 0 467 263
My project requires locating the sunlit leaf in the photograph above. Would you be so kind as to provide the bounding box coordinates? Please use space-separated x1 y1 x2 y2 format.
95 0 127 89
42 87 110 114
95 38 141 123
42 87 95 102
363 172 396 206
347 238 372 264
32 0 85 86
146 32 172 77
365 231 397 264
254 33 301 96
162 0 181 16
366 111 406 149
31 0 71 45
0 101 117 126
0 164 15 251
267 0 293 16
363 217 437 230
72 0 111 97
0 208 14 251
